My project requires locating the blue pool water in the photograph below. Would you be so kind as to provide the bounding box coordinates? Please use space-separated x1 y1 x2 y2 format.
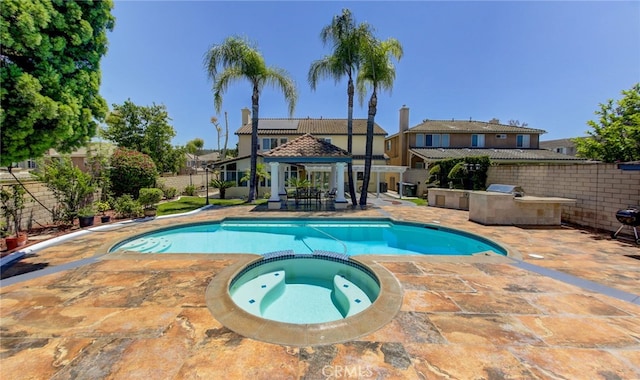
229 256 380 324
110 218 507 256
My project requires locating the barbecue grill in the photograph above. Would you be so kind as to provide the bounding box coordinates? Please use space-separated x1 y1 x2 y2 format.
486 184 525 197
611 207 640 244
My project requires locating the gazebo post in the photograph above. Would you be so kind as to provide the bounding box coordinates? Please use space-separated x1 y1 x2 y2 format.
268 162 281 209
334 162 348 209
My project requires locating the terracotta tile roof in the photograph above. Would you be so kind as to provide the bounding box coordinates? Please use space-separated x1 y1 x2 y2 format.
411 148 586 162
408 120 546 135
263 134 350 158
540 138 578 149
236 118 387 135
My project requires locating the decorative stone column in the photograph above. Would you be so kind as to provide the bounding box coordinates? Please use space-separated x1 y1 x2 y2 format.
334 162 348 209
268 162 281 209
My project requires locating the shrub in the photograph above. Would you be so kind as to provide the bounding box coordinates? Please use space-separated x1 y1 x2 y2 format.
114 194 143 218
184 184 197 196
138 188 163 209
163 187 178 199
156 182 178 199
35 156 96 223
109 147 157 197
78 205 95 217
94 200 111 215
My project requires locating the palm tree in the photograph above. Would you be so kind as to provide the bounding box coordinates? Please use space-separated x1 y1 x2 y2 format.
308 9 372 207
240 163 270 198
186 138 204 172
356 36 403 208
204 36 297 202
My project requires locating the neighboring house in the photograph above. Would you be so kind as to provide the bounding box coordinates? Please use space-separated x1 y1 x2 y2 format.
540 138 579 156
386 106 584 169
5 142 115 174
213 108 393 198
183 151 222 175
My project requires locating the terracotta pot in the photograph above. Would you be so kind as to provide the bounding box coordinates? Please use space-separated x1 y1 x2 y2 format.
5 233 27 251
144 208 157 217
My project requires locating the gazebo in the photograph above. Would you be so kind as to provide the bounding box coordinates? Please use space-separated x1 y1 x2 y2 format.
262 134 408 210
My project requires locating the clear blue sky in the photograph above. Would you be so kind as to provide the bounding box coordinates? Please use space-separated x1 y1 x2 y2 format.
100 1 640 150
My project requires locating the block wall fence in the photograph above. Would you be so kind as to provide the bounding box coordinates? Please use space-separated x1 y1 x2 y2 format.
1 174 208 230
486 163 639 233
400 163 639 234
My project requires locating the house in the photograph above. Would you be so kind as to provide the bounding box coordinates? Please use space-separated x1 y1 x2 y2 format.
213 108 401 201
386 106 584 169
183 151 222 175
540 138 579 156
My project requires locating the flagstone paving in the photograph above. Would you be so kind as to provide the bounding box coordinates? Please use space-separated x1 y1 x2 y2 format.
1 202 639 379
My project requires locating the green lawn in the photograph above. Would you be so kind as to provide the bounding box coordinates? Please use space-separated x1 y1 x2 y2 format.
406 198 428 206
157 196 266 216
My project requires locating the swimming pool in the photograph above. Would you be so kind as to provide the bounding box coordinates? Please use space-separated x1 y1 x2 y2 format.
110 217 507 256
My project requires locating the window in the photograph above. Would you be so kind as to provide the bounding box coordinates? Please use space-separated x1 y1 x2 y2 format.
496 134 507 139
261 138 279 150
320 137 332 144
421 134 450 147
386 140 391 151
516 134 530 148
555 147 566 154
471 134 485 147
280 138 288 146
414 162 425 169
416 134 424 147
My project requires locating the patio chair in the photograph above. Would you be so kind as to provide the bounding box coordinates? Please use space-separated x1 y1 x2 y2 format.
325 187 337 201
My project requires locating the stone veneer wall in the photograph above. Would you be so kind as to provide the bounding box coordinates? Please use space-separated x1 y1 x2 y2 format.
486 163 640 233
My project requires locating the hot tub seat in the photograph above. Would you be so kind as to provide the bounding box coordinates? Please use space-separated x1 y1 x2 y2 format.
231 270 286 316
333 274 372 317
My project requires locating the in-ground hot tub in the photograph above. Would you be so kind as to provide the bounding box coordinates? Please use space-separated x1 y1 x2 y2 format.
206 253 402 346
229 253 380 324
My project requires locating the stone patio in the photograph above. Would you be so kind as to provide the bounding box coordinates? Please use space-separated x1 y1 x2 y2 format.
1 200 639 379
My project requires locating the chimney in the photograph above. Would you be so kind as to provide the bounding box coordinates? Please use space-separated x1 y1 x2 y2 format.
399 105 409 132
241 107 251 125
399 105 409 166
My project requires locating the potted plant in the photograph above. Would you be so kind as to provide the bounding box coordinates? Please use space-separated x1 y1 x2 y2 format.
138 188 163 217
78 205 95 228
95 200 111 223
0 184 28 250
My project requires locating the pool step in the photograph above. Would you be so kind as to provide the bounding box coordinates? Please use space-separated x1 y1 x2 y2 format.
230 270 286 316
118 237 172 253
333 275 372 317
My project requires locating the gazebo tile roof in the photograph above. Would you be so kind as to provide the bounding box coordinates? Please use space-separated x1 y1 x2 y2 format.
263 134 351 158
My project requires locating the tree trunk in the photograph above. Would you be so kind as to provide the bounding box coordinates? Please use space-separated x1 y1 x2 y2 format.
346 77 357 207
359 89 377 208
248 86 259 203
222 111 229 161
